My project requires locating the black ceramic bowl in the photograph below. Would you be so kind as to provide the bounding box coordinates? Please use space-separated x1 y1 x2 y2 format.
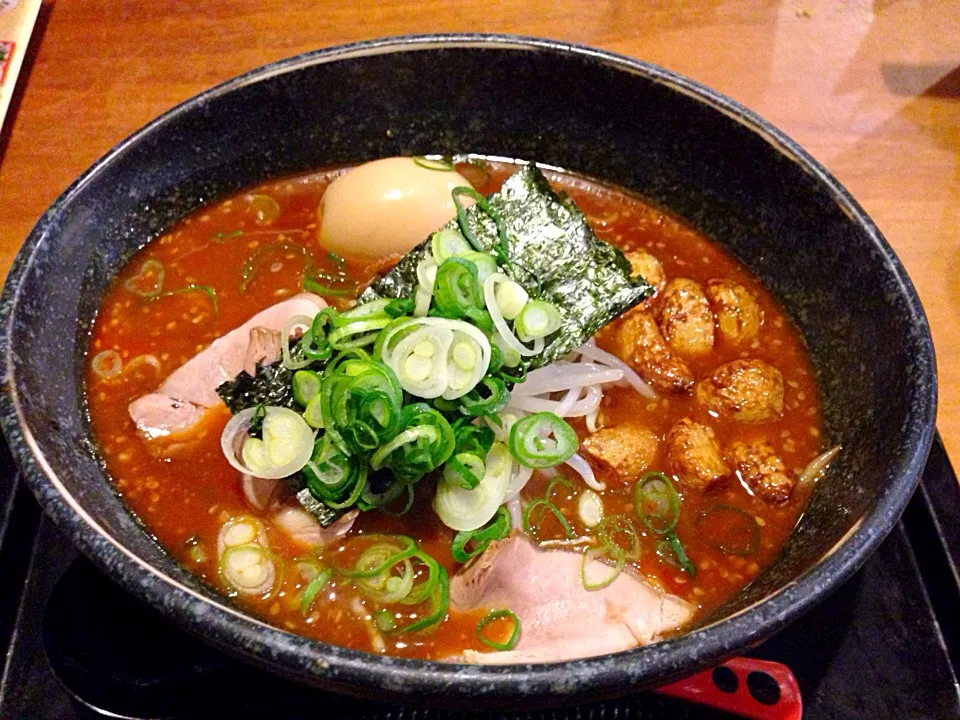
0 35 937 707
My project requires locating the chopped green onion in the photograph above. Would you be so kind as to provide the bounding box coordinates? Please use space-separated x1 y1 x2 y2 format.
329 536 449 633
385 298 415 317
123 259 165 298
577 489 604 528
398 564 449 633
335 535 418 579
434 441 512 531
328 317 393 350
476 609 521 651
293 370 322 406
219 544 277 595
356 472 409 511
318 351 404 456
431 227 471 263
374 609 397 632
326 301 395 349
459 377 510 417
443 452 486 490
522 498 575 541
212 229 243 243
452 422 495 457
281 315 315 370
302 434 368 509
581 544 626 591
494 279 529 321
451 186 511 266
492 331 522 368
371 403 455 482
459 251 498 284
413 155 455 171
666 531 697 578
185 535 207 564
696 504 760 556
248 403 267 435
377 483 416 517
91 350 123 379
514 300 562 342
433 257 484 320
248 193 281 224
451 506 511 563
633 472 680 535
508 412 578 468
304 308 340 361
339 299 392 322
303 277 354 297
378 317 491 401
229 406 315 479
150 284 219 316
399 550 442 606
303 395 324 429
300 568 333 615
240 240 311 294
544 475 576 502
595 514 641 562
353 545 415 603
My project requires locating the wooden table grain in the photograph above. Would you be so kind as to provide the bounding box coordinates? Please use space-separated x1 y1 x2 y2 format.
1 1 957 463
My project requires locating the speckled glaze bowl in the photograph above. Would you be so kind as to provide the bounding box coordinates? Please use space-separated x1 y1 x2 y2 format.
0 35 937 707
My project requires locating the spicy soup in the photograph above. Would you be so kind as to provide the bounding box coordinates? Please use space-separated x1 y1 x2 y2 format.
86 159 825 661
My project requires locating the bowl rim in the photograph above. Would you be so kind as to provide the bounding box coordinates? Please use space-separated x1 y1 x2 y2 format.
0 33 938 701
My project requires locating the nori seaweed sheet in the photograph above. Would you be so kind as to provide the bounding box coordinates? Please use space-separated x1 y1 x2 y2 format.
216 361 296 414
360 165 653 367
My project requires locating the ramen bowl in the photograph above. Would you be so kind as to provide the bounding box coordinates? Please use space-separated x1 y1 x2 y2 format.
0 35 936 707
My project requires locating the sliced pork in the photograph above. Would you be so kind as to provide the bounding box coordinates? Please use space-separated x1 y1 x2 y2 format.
128 294 326 439
243 327 283 377
242 474 286 511
451 535 693 664
126 394 208 441
272 506 359 549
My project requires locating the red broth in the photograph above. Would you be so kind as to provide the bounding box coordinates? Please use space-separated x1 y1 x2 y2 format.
86 159 823 660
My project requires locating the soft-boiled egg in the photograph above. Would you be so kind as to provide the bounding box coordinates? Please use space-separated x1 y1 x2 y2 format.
318 157 474 258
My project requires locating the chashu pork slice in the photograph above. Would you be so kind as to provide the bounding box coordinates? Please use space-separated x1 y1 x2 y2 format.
129 293 326 439
451 535 693 664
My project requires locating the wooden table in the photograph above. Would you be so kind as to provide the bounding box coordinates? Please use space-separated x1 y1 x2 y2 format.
0 1 957 462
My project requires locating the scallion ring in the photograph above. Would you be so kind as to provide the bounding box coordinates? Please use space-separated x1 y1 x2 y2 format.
300 568 333 615
413 155 455 171
434 441 512 532
633 472 680 535
149 284 219 316
595 514 641 562
451 505 511 563
123 259 165 298
514 300 562 342
581 544 626 591
667 531 697 578
431 227 471 262
335 535 417 579
293 370 322 407
476 609 521 651
508 412 579 469
696 504 760 556
91 350 123 379
522 498 575 541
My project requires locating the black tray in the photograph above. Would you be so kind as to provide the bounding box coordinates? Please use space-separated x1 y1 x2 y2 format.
1 436 958 719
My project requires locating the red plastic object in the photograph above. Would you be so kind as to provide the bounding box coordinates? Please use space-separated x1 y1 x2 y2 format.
655 657 802 720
